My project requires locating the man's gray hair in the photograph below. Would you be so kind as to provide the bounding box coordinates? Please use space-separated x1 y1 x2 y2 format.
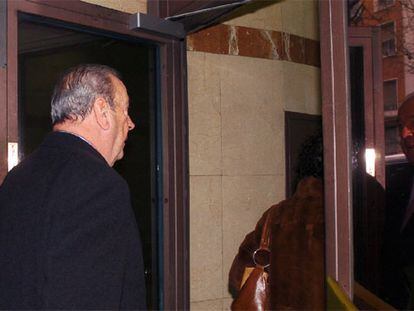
51 64 121 125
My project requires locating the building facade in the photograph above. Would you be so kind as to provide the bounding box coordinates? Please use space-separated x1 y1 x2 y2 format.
353 0 414 156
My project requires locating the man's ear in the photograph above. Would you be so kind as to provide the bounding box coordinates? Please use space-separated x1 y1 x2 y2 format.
92 97 111 130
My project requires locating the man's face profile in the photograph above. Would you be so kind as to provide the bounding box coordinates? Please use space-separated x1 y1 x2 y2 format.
107 75 135 164
399 98 414 164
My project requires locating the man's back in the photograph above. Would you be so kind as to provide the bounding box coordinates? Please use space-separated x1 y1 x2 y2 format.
0 132 145 309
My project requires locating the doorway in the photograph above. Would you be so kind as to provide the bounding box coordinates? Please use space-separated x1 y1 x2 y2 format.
18 16 161 309
348 27 386 305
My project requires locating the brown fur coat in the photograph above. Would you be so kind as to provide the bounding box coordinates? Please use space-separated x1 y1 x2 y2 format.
229 177 325 310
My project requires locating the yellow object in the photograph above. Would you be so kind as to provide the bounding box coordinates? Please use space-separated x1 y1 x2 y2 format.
240 267 255 289
326 277 358 311
354 281 396 310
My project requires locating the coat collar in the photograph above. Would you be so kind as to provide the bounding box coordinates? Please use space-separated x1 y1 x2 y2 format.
41 131 108 166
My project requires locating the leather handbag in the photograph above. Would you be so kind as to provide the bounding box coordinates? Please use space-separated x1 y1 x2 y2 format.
231 212 272 311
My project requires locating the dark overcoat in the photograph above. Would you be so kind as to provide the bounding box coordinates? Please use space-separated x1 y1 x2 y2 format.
0 132 146 309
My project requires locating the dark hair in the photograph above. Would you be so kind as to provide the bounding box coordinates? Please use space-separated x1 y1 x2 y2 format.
401 92 414 107
51 64 121 125
295 130 324 184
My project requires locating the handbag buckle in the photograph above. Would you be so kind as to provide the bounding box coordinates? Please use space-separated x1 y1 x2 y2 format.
252 248 270 268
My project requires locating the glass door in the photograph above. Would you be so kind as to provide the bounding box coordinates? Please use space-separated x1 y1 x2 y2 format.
348 27 386 305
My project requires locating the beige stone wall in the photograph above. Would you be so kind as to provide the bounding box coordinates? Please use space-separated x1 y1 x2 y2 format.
188 1 321 309
81 0 146 14
225 0 319 40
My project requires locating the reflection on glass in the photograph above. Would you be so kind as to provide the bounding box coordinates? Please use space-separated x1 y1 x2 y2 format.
365 148 376 177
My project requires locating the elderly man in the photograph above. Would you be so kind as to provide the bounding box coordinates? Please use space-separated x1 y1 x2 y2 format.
0 64 146 309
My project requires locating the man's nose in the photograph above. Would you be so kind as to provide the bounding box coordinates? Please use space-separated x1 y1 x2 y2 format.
128 116 135 131
402 126 414 138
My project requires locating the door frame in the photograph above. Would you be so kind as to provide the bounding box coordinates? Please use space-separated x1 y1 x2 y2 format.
320 1 385 299
319 0 354 297
0 0 189 309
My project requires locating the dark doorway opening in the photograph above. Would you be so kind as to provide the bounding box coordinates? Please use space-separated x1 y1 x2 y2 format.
18 16 161 309
284 111 321 197
349 45 385 299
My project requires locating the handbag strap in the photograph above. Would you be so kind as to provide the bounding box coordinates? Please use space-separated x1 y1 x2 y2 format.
259 210 272 249
253 209 273 268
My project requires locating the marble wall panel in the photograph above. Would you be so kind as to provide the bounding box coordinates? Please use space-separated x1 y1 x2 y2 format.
236 27 284 60
224 1 282 32
301 0 320 40
283 61 321 115
188 52 222 176
81 0 146 13
190 176 223 301
220 56 284 176
222 175 284 297
191 299 223 310
224 0 319 40
222 298 233 310
284 33 305 64
304 67 322 115
187 24 230 55
187 25 319 68
305 38 321 67
280 0 319 40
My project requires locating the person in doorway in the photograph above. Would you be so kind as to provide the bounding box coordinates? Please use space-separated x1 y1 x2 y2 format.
229 132 325 309
0 64 146 309
381 93 414 309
